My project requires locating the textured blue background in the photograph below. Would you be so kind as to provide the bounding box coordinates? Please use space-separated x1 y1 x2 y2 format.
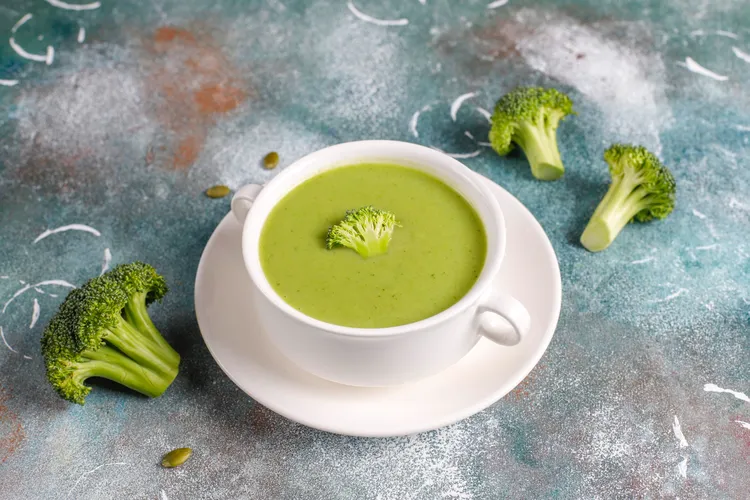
0 0 748 498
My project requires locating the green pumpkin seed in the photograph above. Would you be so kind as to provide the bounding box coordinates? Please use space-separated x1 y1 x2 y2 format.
161 447 193 468
263 151 279 169
205 185 231 198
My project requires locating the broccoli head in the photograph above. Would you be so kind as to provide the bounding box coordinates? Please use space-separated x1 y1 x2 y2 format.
489 86 575 181
580 144 676 252
326 206 399 258
41 262 180 404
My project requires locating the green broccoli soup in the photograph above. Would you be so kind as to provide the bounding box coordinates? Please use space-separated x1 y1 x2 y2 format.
259 163 487 328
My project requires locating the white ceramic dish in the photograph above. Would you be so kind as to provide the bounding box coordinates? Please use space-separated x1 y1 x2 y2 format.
231 141 531 387
194 172 561 437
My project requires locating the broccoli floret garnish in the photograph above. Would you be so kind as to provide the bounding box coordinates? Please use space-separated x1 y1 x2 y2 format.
325 206 399 258
489 86 575 181
41 262 180 404
580 144 676 252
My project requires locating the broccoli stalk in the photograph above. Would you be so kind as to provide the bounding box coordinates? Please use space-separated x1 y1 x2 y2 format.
326 206 399 258
580 144 676 252
489 87 575 181
41 262 180 404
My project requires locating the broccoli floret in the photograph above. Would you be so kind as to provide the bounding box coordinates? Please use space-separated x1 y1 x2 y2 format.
489 87 575 181
580 144 676 252
41 262 180 404
325 206 399 258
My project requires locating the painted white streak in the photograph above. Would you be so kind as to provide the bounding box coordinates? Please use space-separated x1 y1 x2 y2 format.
2 280 75 314
408 105 430 138
630 256 655 265
45 0 101 11
100 248 112 275
648 288 687 303
347 1 408 27
0 79 19 86
34 224 101 243
677 457 687 479
692 209 707 219
735 420 750 430
160 490 169 500
418 0 426 4
729 197 750 211
715 30 739 39
12 14 33 33
464 131 475 140
735 125 750 132
29 298 40 329
0 276 8 279
67 463 130 499
9 37 54 65
695 244 718 251
487 0 509 8
450 92 478 121
672 416 689 448
681 57 728 81
23 355 32 360
476 107 492 123
732 47 750 64
704 383 750 403
0 326 18 353
431 147 481 159
77 27 86 43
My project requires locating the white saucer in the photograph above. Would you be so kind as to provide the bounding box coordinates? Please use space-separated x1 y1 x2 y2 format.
194 173 561 437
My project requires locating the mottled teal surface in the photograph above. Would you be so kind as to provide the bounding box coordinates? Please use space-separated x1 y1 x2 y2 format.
1 0 749 498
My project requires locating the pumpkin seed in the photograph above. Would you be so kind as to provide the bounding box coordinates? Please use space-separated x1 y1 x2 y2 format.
263 151 279 170
205 185 231 198
161 447 193 468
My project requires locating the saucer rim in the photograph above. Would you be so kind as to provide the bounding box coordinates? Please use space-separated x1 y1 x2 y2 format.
194 172 561 437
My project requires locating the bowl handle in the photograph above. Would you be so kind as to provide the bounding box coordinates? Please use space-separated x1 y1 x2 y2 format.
476 287 531 346
231 184 263 225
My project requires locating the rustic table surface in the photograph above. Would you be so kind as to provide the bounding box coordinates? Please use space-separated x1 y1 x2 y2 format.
1 0 748 498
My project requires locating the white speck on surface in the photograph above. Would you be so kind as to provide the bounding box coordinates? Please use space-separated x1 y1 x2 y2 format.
735 420 750 430
648 288 688 303
409 105 431 138
450 92 478 121
729 197 750 211
0 276 8 279
679 57 728 81
347 1 408 27
23 355 32 360
34 224 102 244
29 298 40 329
2 280 75 314
0 326 19 353
630 256 655 265
715 30 739 39
100 248 112 275
672 416 689 448
77 27 86 43
694 244 718 251
418 0 426 5
11 13 33 33
512 9 670 153
692 209 707 219
45 0 101 11
0 79 19 86
9 37 54 65
476 107 492 123
705 301 714 310
66 463 130 499
487 0 509 9
160 490 169 500
704 383 750 403
735 125 750 132
677 457 687 478
733 47 750 63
